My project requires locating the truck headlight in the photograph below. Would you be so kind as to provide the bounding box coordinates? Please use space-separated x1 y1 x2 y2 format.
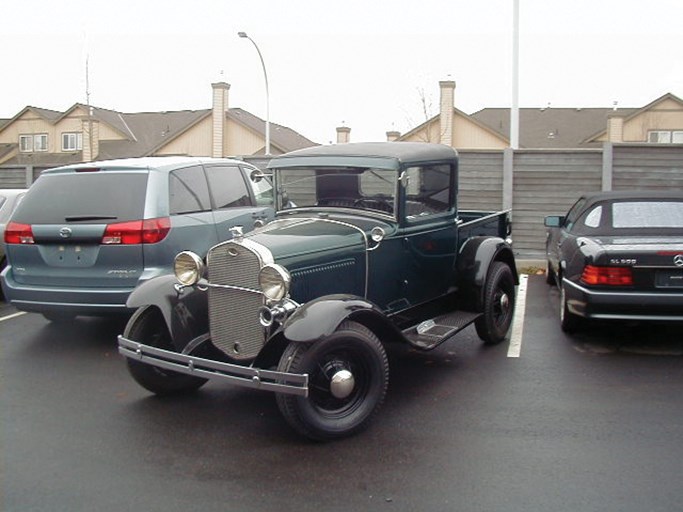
259 264 291 301
174 251 204 286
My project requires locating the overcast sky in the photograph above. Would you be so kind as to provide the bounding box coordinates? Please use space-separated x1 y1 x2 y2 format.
3 0 682 144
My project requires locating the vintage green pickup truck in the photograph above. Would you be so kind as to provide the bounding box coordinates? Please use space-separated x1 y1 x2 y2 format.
118 142 517 440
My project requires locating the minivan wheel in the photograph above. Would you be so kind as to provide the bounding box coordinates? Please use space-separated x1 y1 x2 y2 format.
124 306 207 395
276 321 389 441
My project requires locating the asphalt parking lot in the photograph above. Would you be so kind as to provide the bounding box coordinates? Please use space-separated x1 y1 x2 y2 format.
2 274 683 512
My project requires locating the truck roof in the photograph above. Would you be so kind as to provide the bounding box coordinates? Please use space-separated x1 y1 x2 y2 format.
269 142 458 171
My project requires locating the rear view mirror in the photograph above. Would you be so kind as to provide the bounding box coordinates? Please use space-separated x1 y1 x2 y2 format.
250 169 270 183
544 215 564 228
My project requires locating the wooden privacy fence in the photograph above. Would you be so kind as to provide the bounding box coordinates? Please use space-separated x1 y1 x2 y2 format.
458 143 682 257
2 144 682 257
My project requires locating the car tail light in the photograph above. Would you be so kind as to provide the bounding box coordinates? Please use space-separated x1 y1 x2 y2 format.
580 265 633 286
4 221 35 244
102 217 171 245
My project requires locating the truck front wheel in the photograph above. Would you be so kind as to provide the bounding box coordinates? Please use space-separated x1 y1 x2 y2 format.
124 307 208 395
276 321 389 441
475 262 515 344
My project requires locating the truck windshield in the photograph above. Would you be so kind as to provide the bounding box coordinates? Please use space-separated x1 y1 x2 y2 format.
275 167 397 215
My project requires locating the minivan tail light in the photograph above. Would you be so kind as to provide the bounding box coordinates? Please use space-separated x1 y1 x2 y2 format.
580 265 633 286
4 221 35 244
102 217 171 245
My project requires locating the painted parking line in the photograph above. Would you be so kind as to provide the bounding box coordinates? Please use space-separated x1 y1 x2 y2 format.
507 274 529 358
0 311 27 322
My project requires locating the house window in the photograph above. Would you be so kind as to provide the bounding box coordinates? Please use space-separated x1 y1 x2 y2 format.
648 130 683 144
19 135 33 152
34 134 48 152
62 132 83 151
21 133 49 152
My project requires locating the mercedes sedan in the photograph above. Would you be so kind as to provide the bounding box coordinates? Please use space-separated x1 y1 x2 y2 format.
544 191 683 332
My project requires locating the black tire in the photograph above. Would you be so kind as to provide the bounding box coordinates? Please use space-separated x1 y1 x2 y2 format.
124 306 208 395
276 320 389 441
559 283 583 333
475 262 516 344
546 260 556 286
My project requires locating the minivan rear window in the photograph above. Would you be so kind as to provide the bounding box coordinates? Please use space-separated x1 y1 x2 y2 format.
12 172 148 224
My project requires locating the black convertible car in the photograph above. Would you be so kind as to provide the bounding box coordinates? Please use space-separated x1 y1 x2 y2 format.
545 190 683 332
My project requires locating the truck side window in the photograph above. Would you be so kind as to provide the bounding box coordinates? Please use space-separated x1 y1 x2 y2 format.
404 164 453 219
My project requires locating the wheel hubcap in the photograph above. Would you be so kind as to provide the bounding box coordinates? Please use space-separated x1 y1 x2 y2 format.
330 369 355 399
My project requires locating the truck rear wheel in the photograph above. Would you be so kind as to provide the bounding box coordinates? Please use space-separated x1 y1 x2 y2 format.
124 307 208 395
475 262 515 344
276 321 388 441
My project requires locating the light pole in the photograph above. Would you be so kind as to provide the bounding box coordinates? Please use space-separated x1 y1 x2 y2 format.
238 31 270 155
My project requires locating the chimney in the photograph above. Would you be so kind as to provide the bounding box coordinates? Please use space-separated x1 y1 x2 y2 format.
386 130 401 142
439 80 455 146
607 114 624 143
212 82 230 157
81 118 99 162
336 126 351 144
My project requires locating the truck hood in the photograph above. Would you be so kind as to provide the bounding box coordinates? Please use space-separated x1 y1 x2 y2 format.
245 214 395 262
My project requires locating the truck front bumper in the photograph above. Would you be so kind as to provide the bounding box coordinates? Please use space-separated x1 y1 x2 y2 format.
118 335 309 397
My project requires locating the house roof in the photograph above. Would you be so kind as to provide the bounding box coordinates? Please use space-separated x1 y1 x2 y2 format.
470 106 639 148
0 102 316 166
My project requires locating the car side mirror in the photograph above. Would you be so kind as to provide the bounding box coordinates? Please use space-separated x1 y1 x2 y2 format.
250 169 271 183
544 215 564 228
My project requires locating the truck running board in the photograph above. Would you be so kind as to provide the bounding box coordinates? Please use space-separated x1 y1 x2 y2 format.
403 311 481 351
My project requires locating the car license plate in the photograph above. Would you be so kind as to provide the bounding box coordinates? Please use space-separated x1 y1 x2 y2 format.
655 270 683 288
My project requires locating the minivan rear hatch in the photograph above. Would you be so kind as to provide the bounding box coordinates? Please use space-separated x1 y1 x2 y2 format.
7 170 149 289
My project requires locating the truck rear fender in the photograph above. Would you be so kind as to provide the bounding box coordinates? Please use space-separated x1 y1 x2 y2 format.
456 237 518 310
126 275 209 352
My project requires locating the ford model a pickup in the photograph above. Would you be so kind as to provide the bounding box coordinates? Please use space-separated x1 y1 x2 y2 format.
118 142 517 440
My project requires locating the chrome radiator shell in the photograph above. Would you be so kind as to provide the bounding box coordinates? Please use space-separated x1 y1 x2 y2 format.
206 239 273 360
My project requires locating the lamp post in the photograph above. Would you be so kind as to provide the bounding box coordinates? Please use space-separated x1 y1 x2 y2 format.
238 31 270 155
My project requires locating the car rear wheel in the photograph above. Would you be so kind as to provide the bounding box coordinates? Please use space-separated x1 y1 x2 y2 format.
559 283 583 333
124 306 208 395
475 262 516 344
276 321 389 441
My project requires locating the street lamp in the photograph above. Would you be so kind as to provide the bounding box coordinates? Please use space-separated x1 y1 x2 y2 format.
238 31 270 155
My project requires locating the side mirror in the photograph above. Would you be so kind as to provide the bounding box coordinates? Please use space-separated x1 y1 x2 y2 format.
250 169 269 183
544 215 564 228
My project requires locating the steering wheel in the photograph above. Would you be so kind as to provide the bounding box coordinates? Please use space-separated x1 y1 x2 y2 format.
353 197 393 213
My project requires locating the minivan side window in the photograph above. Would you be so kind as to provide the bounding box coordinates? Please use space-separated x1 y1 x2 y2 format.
205 165 252 209
169 166 212 215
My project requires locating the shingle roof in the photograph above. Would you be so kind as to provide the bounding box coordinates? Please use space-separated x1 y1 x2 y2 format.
470 107 638 148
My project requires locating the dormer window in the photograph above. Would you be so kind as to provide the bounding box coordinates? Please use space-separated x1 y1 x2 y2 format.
62 132 83 151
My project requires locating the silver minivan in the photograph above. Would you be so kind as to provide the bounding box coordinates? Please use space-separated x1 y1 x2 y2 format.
1 156 273 321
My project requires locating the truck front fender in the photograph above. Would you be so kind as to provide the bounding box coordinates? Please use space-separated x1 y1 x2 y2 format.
282 294 389 343
126 275 209 352
456 237 518 310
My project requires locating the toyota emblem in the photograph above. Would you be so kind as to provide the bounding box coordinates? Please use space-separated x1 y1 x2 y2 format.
674 254 683 268
59 227 73 239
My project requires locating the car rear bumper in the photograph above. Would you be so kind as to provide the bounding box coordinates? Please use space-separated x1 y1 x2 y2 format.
563 278 683 321
1 269 135 316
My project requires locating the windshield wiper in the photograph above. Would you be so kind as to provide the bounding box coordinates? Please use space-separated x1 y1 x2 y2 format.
64 215 118 222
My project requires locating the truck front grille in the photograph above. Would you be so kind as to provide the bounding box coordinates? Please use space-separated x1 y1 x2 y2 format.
207 240 268 360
